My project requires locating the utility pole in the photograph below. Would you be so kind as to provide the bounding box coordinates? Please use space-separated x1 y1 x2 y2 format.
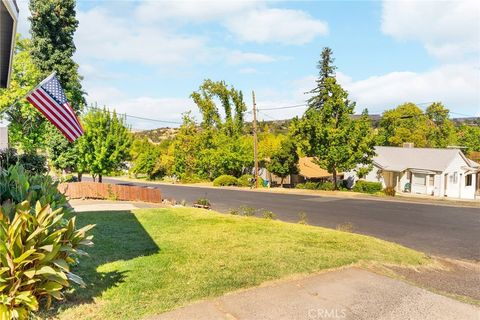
252 90 259 189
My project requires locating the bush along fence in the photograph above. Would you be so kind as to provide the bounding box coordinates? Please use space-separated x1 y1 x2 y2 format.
58 182 162 203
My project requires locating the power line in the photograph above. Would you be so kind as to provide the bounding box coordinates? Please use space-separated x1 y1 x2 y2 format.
450 111 478 118
85 105 182 125
257 103 307 111
257 110 277 121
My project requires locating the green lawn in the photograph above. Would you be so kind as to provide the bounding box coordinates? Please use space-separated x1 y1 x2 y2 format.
53 208 429 319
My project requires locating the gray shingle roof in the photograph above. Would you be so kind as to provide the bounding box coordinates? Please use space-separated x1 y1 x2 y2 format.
373 146 467 172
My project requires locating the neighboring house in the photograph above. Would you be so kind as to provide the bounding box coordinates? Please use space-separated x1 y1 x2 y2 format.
345 146 480 200
266 157 343 187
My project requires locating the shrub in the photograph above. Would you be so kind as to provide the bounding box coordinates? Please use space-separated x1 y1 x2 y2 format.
318 181 334 191
336 222 355 232
239 205 256 216
0 165 94 318
194 198 211 207
257 176 265 188
228 208 239 215
60 174 78 183
0 201 94 318
237 174 253 187
298 212 308 225
213 175 238 187
262 210 276 219
0 165 70 219
295 181 334 190
384 187 396 197
0 149 47 175
18 153 48 175
352 180 383 194
0 148 18 170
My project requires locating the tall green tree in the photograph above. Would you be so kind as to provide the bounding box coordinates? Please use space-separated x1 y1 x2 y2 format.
457 124 480 156
190 79 246 136
425 102 456 147
266 139 299 187
377 103 429 147
171 113 202 181
292 48 375 189
29 0 84 109
29 0 85 165
77 108 132 182
130 137 164 180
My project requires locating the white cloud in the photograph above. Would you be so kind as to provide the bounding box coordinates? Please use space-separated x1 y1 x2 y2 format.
135 1 328 45
76 8 209 66
290 64 480 117
85 85 196 130
238 67 258 74
227 50 276 64
75 7 279 68
382 0 480 60
341 64 479 115
135 0 259 23
226 8 328 45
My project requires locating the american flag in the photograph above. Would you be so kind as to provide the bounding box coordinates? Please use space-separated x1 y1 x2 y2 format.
26 73 83 142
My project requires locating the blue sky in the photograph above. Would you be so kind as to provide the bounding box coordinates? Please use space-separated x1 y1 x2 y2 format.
17 0 480 129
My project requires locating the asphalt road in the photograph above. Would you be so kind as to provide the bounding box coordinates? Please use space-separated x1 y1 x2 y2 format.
92 178 480 261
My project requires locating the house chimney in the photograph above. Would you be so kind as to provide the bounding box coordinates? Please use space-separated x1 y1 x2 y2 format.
403 142 414 148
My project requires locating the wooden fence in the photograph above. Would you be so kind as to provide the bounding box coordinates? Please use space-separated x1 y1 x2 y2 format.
58 182 162 203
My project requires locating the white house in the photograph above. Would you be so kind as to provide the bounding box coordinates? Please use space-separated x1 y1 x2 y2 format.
345 146 480 200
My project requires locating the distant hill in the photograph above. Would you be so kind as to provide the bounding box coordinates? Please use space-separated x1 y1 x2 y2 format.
133 127 179 144
133 116 479 142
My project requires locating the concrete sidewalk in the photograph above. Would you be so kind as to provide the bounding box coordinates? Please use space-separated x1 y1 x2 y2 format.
149 268 479 320
68 199 163 212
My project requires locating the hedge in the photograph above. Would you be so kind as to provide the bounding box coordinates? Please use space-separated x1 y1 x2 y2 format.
352 180 383 194
296 181 335 191
237 174 253 187
213 175 238 186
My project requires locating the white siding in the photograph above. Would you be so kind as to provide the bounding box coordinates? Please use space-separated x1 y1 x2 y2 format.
0 126 7 150
442 153 476 199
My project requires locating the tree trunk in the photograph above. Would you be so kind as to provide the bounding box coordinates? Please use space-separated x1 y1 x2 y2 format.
99 174 103 183
280 177 284 188
77 172 82 182
332 167 337 190
92 174 96 182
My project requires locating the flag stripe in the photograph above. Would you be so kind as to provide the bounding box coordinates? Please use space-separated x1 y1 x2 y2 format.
31 91 80 140
37 88 83 136
66 103 83 131
26 96 75 142
65 102 82 129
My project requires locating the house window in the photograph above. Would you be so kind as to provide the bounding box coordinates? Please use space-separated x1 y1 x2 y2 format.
449 172 458 184
413 173 426 185
428 175 434 186
465 174 472 187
